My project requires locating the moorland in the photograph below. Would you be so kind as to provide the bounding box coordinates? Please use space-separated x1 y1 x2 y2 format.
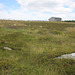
0 20 75 75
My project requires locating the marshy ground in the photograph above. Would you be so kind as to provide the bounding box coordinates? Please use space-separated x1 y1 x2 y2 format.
0 20 75 75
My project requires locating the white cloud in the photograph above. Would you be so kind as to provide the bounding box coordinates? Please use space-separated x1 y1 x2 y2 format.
0 9 67 20
16 0 74 13
0 3 4 9
67 0 75 9
0 0 75 20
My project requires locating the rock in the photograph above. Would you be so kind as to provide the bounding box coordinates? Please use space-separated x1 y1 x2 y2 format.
13 24 16 26
4 47 12 50
40 26 43 28
55 53 75 60
71 53 75 56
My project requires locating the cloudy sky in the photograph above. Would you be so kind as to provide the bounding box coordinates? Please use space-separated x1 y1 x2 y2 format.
0 0 75 20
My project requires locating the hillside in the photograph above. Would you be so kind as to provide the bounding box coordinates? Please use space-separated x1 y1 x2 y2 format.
0 20 75 75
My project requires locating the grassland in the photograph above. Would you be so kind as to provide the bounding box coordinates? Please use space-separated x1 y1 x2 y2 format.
0 20 75 75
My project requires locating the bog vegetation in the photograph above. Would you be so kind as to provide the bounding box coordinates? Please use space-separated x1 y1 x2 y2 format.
0 20 75 75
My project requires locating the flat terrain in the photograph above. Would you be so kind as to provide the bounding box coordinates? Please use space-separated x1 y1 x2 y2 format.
0 20 75 75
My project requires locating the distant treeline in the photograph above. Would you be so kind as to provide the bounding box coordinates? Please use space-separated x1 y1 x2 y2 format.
64 20 75 22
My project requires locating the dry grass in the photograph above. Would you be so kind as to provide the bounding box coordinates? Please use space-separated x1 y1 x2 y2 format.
65 27 75 32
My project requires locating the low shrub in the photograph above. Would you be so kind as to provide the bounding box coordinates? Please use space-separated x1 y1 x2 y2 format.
53 30 63 35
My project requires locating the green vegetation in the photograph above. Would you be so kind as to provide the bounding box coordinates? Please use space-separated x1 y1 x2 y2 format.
64 20 75 22
0 20 75 75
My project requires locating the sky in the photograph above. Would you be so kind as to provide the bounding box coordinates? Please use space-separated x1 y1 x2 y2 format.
0 0 75 21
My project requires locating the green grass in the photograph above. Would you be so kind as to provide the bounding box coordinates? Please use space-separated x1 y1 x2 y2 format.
0 20 75 75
